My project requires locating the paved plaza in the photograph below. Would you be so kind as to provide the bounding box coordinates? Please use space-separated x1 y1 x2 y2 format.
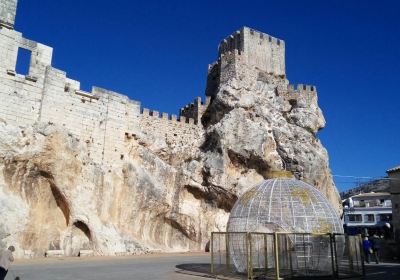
4 253 400 280
6 253 209 280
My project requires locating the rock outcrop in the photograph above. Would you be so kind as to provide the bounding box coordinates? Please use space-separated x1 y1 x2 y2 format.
0 8 341 258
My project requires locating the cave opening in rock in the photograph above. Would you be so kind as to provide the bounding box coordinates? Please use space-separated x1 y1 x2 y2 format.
73 221 91 240
49 183 70 225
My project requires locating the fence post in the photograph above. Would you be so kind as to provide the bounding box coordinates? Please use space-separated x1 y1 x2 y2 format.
274 232 281 280
264 233 268 273
211 232 214 275
333 234 339 278
346 234 354 273
246 232 253 279
249 233 253 279
225 232 230 269
302 233 307 274
353 235 360 274
287 234 293 278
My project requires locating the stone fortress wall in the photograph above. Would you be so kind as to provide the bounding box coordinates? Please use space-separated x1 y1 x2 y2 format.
0 0 201 169
0 1 317 168
179 96 211 124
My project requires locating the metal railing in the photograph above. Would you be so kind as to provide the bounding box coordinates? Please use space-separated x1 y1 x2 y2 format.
211 232 365 279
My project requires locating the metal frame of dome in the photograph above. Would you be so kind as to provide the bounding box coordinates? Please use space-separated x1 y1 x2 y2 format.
228 178 343 235
210 231 364 279
209 177 365 279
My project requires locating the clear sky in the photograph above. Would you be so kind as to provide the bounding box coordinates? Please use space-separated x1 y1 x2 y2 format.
14 0 399 191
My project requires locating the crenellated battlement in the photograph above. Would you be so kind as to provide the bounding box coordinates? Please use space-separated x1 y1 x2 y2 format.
218 27 284 57
141 107 197 126
217 27 285 75
179 96 211 124
218 31 243 55
282 83 318 107
288 84 317 93
206 27 286 98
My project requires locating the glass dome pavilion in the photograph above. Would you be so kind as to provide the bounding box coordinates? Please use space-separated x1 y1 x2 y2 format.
227 177 343 273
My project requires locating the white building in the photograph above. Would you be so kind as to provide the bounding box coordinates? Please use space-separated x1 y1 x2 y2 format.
342 192 392 235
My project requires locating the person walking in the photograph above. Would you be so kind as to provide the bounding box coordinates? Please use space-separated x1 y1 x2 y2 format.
371 235 383 264
0 246 15 280
362 236 372 264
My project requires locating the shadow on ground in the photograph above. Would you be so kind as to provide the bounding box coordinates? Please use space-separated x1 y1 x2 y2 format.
176 263 400 280
175 263 212 278
365 263 400 280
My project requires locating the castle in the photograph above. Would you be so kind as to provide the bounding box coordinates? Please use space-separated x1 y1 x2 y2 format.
0 0 341 257
0 0 317 170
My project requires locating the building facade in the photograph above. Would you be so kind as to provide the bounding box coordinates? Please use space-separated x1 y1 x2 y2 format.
342 192 392 236
387 166 400 241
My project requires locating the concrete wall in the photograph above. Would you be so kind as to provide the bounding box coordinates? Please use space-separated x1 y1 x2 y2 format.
0 0 17 28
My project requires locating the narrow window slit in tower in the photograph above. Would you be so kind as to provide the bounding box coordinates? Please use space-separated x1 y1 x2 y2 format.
16 47 31 75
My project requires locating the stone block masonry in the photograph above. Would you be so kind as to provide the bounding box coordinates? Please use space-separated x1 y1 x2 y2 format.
0 0 17 28
179 96 211 124
0 21 200 169
218 27 285 77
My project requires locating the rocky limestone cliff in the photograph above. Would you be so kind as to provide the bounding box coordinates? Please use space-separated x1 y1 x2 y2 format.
0 27 341 258
199 54 338 207
0 121 229 257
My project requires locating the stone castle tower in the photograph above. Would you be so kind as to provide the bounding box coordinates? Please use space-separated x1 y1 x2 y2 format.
206 27 286 98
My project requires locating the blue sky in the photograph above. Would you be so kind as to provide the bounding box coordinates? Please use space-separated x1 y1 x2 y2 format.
14 0 399 191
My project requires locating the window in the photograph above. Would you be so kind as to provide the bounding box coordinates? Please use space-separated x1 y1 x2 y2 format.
378 214 392 222
367 200 376 207
16 47 31 75
364 214 375 223
347 214 362 222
